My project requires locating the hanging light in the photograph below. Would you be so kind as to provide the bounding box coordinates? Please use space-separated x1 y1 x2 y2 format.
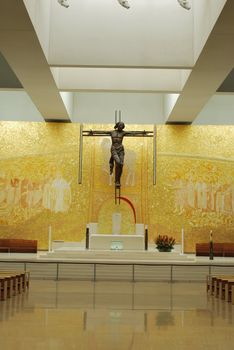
117 0 191 11
177 0 191 10
117 0 130 9
57 0 190 11
57 0 69 8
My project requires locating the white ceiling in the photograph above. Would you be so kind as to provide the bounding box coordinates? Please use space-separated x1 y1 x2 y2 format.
52 67 191 92
0 0 234 125
49 0 194 67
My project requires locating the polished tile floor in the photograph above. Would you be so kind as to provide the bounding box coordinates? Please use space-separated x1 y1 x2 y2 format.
0 280 233 350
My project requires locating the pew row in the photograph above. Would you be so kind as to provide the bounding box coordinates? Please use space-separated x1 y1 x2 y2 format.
197 243 234 257
0 239 37 253
0 271 30 301
206 275 234 305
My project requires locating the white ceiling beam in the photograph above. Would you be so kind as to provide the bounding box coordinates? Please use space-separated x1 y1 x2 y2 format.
0 0 70 121
166 0 234 124
53 67 190 93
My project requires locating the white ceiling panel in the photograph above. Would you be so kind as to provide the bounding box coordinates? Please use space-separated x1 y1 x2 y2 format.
53 67 191 92
48 0 194 67
1 0 232 124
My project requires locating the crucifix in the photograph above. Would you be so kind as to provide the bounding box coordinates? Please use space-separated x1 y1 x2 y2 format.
78 111 157 204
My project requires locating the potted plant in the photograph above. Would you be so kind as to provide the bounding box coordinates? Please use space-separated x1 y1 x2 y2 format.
155 235 175 252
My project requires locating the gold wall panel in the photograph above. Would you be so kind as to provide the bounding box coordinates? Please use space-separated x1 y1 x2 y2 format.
0 122 92 249
0 122 233 252
148 126 234 252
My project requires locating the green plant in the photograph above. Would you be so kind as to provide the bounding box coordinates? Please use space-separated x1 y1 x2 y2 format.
155 235 175 251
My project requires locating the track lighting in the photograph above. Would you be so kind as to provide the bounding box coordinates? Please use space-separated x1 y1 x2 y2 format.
117 0 191 11
57 0 69 8
177 0 191 10
57 0 190 11
117 0 130 9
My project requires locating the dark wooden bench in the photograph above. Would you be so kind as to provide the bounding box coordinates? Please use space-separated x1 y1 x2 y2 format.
206 275 234 304
0 276 8 300
222 243 234 257
0 239 37 253
196 243 234 257
0 271 30 300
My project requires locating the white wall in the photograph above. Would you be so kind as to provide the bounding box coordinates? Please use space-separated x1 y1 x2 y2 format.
194 94 234 124
1 90 234 125
72 92 164 124
0 91 44 122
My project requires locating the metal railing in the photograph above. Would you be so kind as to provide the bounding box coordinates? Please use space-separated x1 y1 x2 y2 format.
0 259 234 282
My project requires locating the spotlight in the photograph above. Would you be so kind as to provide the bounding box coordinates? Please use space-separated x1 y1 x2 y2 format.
57 0 69 8
177 0 191 10
117 0 130 10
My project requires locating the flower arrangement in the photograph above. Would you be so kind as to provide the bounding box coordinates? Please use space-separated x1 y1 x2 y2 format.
155 235 175 252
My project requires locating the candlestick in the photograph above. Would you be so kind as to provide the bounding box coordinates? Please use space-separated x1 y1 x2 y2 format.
181 226 184 255
209 230 213 260
48 225 52 252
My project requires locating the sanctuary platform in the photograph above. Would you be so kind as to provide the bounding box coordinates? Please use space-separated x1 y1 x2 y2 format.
0 250 234 283
40 247 193 262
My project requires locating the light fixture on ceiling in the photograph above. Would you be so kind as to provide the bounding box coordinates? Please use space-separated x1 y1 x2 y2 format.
177 0 191 10
117 0 191 11
57 0 190 11
57 0 69 8
117 0 130 9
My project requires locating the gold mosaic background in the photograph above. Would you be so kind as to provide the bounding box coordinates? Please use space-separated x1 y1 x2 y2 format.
0 122 233 252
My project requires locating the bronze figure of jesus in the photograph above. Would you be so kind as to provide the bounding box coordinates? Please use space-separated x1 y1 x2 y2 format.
109 122 127 187
85 122 152 188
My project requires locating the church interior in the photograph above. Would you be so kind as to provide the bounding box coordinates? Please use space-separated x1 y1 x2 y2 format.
0 1 234 349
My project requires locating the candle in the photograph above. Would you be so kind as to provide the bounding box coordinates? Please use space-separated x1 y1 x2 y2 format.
48 225 52 252
209 230 214 260
181 226 184 255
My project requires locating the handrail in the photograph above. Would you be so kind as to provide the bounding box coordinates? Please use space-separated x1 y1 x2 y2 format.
1 259 234 282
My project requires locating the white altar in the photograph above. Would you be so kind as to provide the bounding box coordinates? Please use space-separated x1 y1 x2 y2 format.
88 220 145 251
89 234 144 250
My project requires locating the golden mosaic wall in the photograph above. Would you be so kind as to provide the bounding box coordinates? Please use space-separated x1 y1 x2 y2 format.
0 122 233 251
148 126 234 252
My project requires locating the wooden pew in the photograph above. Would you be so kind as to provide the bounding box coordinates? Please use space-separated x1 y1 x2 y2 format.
214 276 234 298
0 271 30 301
206 274 218 293
197 243 234 257
224 279 234 302
0 239 37 253
207 275 224 295
0 274 14 299
206 275 234 296
0 276 8 300
218 278 234 300
3 271 30 292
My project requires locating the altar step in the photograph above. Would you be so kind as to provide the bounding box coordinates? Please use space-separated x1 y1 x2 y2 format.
40 249 194 262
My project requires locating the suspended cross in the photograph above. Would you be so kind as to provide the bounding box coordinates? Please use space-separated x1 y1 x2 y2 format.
78 111 156 204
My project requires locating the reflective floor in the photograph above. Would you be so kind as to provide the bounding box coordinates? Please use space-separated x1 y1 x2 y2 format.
0 280 234 350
